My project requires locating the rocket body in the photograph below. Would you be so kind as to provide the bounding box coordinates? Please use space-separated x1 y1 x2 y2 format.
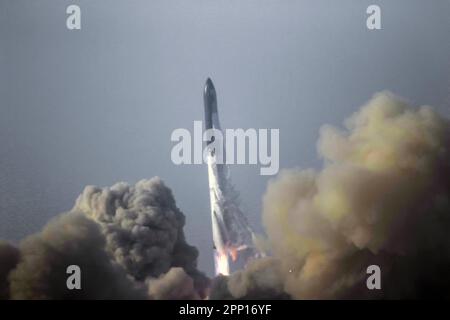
203 78 258 276
204 78 220 132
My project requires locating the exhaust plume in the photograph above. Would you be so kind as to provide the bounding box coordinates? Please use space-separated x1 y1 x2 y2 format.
73 178 207 286
1 178 208 299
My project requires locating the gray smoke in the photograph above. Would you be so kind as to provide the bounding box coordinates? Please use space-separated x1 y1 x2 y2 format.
1 178 208 299
73 178 208 291
2 92 449 300
210 92 450 299
9 213 146 299
0 242 19 299
209 257 289 300
148 267 200 299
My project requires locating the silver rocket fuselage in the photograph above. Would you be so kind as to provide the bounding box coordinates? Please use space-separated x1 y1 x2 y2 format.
204 78 219 133
203 78 229 274
203 78 257 276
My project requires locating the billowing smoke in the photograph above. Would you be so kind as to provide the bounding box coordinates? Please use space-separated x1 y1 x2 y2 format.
1 92 449 300
9 213 146 299
1 178 208 299
148 267 201 299
73 178 208 291
211 92 450 299
0 242 19 299
209 257 289 300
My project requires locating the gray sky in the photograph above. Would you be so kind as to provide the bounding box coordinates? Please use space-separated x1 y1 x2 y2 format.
1 0 449 276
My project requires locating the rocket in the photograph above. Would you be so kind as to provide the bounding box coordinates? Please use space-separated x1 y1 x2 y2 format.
203 78 258 276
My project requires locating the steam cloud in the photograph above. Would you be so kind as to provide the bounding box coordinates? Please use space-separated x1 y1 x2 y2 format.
1 92 449 299
1 178 208 299
211 92 450 299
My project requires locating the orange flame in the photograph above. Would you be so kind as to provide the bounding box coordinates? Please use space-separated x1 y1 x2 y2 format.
230 247 238 262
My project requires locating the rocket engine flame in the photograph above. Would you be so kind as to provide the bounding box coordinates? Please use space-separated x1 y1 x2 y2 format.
229 247 238 262
214 252 230 276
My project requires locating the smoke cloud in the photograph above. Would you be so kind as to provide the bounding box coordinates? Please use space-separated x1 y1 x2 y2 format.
148 267 200 299
1 178 208 299
9 213 146 299
73 178 208 291
209 257 289 300
0 242 19 299
1 92 449 299
211 92 450 299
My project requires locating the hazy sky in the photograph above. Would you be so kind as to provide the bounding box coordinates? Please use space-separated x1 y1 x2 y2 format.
1 0 449 275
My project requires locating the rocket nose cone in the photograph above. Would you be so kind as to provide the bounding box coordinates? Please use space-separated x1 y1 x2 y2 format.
204 78 215 95
203 78 218 130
